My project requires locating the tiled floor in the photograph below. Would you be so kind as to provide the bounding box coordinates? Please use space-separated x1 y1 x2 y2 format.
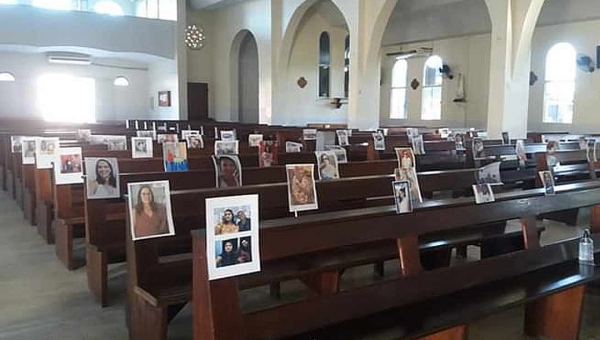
0 191 598 339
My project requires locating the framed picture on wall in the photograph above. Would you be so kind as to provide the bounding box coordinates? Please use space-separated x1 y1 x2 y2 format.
158 91 171 107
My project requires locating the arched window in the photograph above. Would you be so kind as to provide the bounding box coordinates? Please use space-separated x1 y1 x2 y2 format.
94 1 125 16
318 32 330 98
344 35 350 98
32 0 72 10
543 43 576 124
421 55 443 120
390 59 408 119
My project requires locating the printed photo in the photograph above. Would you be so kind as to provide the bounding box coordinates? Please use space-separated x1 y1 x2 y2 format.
501 132 510 145
286 141 303 153
579 137 588 150
392 181 413 214
127 181 175 241
546 141 560 168
539 171 555 196
336 130 349 147
454 133 465 151
394 167 423 203
316 131 336 151
212 155 242 188
248 134 264 147
472 137 486 160
186 135 204 149
77 129 92 142
587 139 596 163
131 137 153 158
373 131 385 151
36 137 59 169
215 140 239 156
21 139 37 165
439 128 450 139
472 184 495 204
220 130 236 141
595 141 600 164
324 145 348 164
206 194 260 280
546 141 559 155
107 136 127 151
395 148 415 170
11 136 24 153
315 151 339 180
163 142 189 172
85 158 120 199
476 162 503 186
286 164 319 212
258 140 278 168
157 134 178 144
53 147 84 185
406 128 419 141
88 135 109 146
303 129 318 141
181 130 200 141
412 135 425 155
515 140 527 162
137 130 157 140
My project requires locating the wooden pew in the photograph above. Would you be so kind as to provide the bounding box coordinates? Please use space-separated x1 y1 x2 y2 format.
190 181 600 340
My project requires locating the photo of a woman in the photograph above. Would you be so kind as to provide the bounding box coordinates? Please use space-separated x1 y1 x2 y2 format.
86 158 120 199
128 182 174 240
213 155 242 188
392 181 412 214
214 209 239 235
286 164 318 212
216 239 238 268
316 152 339 180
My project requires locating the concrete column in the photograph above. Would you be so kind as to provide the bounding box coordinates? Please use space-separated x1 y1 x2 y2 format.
176 0 188 119
484 0 545 139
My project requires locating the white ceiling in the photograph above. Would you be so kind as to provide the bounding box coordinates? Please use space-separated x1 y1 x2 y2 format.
188 0 249 10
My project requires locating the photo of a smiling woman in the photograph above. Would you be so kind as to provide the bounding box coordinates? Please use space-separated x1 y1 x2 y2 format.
132 185 169 239
85 158 120 199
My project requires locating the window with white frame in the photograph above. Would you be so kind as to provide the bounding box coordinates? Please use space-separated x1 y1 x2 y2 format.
390 59 408 119
543 42 576 124
32 0 72 10
318 32 331 98
421 55 443 120
93 1 124 16
38 74 96 123
135 0 176 20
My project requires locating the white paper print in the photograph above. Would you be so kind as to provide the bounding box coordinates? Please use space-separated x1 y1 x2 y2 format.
53 147 84 185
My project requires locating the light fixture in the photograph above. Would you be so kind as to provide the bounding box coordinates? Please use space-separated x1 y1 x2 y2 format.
0 72 15 82
113 76 130 87
185 24 206 50
47 52 92 65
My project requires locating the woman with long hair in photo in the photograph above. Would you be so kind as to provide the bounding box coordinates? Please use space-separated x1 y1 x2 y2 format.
132 185 168 238
217 157 240 187
318 153 338 180
89 159 118 197
214 209 239 235
216 240 238 267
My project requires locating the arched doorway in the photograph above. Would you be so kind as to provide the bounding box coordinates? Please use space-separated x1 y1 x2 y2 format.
237 32 259 124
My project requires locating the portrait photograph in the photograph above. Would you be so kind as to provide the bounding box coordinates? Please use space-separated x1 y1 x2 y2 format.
454 133 465 151
515 140 527 162
248 134 264 147
285 141 303 153
36 137 59 169
186 135 204 149
439 128 450 139
11 136 24 153
286 164 319 212
21 138 37 165
214 140 239 156
392 181 413 214
539 171 555 196
54 147 84 185
157 134 178 144
315 151 339 180
579 136 587 150
181 130 200 140
131 137 153 158
411 135 425 155
325 145 348 164
212 155 242 188
587 139 596 163
220 130 236 141
472 184 495 204
303 129 317 141
107 136 127 151
373 131 385 151
394 167 423 203
476 162 503 186
88 135 109 146
595 140 600 163
395 147 416 170
502 132 510 145
163 142 189 172
137 130 157 140
206 194 260 280
336 130 349 146
127 180 175 241
546 140 559 155
472 137 486 160
85 157 120 199
258 140 278 168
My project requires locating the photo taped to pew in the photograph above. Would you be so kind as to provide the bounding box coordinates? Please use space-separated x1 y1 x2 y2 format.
454 133 466 151
127 180 175 241
411 135 425 155
286 164 319 213
181 129 200 141
587 139 597 163
315 151 340 180
214 140 239 156
472 137 486 160
157 133 178 144
539 171 555 196
10 135 24 153
21 138 37 165
76 129 91 142
324 145 348 164
163 142 189 172
472 184 495 204
373 130 385 151
220 130 237 141
248 134 264 147
212 155 242 188
53 147 83 185
131 137 153 158
259 140 278 167
475 162 503 186
106 136 127 151
336 130 350 146
502 132 510 145
515 140 527 162
395 147 415 170
303 128 317 141
36 137 59 169
186 135 204 149
85 157 120 199
394 167 423 203
286 141 303 153
136 130 157 140
392 181 412 214
206 194 260 280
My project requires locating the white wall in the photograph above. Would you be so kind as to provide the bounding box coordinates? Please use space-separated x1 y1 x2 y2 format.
379 34 491 128
0 51 149 121
187 9 215 117
147 59 179 120
238 33 260 123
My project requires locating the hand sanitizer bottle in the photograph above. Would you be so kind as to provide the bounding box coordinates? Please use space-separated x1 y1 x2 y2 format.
579 229 594 264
